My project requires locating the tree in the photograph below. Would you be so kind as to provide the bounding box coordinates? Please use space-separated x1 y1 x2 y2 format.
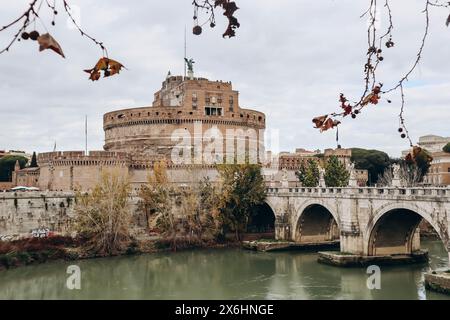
138 160 171 231
296 159 320 187
29 152 38 168
186 177 221 242
324 156 350 187
217 163 266 241
377 163 423 187
351 148 391 185
0 155 27 182
406 147 432 180
399 163 423 187
377 166 393 187
138 161 181 249
179 179 221 244
139 164 221 248
74 170 132 255
443 142 450 153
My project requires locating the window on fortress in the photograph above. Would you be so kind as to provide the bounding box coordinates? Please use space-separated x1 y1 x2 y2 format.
205 107 222 116
229 96 234 111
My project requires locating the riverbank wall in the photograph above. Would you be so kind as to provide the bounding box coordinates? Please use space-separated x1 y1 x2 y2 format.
0 191 148 241
0 192 77 241
317 250 429 267
425 271 450 294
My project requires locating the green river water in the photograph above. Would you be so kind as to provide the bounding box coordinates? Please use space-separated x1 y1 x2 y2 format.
0 239 449 300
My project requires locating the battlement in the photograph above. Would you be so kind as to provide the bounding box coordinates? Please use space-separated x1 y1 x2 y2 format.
38 151 131 167
324 148 352 158
103 106 265 130
162 76 232 89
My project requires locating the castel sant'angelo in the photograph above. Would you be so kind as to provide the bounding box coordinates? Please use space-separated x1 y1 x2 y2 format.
17 71 267 191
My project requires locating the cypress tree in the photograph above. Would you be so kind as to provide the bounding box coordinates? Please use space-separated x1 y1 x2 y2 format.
30 152 38 168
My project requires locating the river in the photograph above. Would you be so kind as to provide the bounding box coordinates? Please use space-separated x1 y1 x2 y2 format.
0 239 448 300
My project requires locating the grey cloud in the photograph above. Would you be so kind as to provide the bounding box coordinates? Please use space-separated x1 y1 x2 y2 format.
0 0 449 157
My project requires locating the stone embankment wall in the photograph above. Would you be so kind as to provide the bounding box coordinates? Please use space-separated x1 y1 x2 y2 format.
0 191 158 241
0 191 76 241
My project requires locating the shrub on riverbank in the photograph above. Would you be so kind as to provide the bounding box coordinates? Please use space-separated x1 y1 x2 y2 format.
74 170 133 256
153 237 240 252
0 235 80 270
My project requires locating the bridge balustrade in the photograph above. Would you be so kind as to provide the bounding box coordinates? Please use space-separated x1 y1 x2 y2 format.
266 185 449 199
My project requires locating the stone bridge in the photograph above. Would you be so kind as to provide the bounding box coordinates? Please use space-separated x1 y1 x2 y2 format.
265 185 450 261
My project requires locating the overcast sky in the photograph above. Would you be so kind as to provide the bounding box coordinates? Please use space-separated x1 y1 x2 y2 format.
0 0 449 157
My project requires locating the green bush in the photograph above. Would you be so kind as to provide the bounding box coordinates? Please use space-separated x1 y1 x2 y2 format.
16 251 32 265
0 237 73 269
443 143 450 153
0 155 28 182
154 240 172 250
351 148 391 184
125 241 141 255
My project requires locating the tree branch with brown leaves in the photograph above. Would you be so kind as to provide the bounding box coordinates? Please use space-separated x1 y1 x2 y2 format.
312 0 449 150
0 0 124 81
192 0 240 38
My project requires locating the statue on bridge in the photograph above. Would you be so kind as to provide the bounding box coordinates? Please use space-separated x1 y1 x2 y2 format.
319 167 326 187
392 163 401 187
281 168 289 188
347 162 358 187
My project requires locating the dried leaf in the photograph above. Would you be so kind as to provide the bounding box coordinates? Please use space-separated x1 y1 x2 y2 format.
406 146 433 165
84 57 125 81
312 115 328 128
320 118 335 132
361 92 380 106
37 33 65 58
214 1 240 38
361 93 373 106
342 105 352 116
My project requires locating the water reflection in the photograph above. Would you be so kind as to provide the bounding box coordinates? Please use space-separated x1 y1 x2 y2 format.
0 240 448 300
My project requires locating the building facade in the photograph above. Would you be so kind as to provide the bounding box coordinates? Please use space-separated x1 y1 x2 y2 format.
424 152 450 186
418 135 450 153
402 135 450 157
324 148 352 166
11 75 266 192
274 147 368 187
278 149 318 171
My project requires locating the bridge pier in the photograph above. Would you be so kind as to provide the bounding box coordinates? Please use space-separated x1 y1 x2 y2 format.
339 231 364 255
275 222 290 241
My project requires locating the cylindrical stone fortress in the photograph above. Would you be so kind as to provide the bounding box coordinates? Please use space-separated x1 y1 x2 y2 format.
103 76 266 164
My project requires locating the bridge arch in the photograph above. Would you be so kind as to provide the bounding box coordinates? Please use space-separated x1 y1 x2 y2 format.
262 198 279 219
247 202 276 234
292 200 340 244
365 202 449 256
